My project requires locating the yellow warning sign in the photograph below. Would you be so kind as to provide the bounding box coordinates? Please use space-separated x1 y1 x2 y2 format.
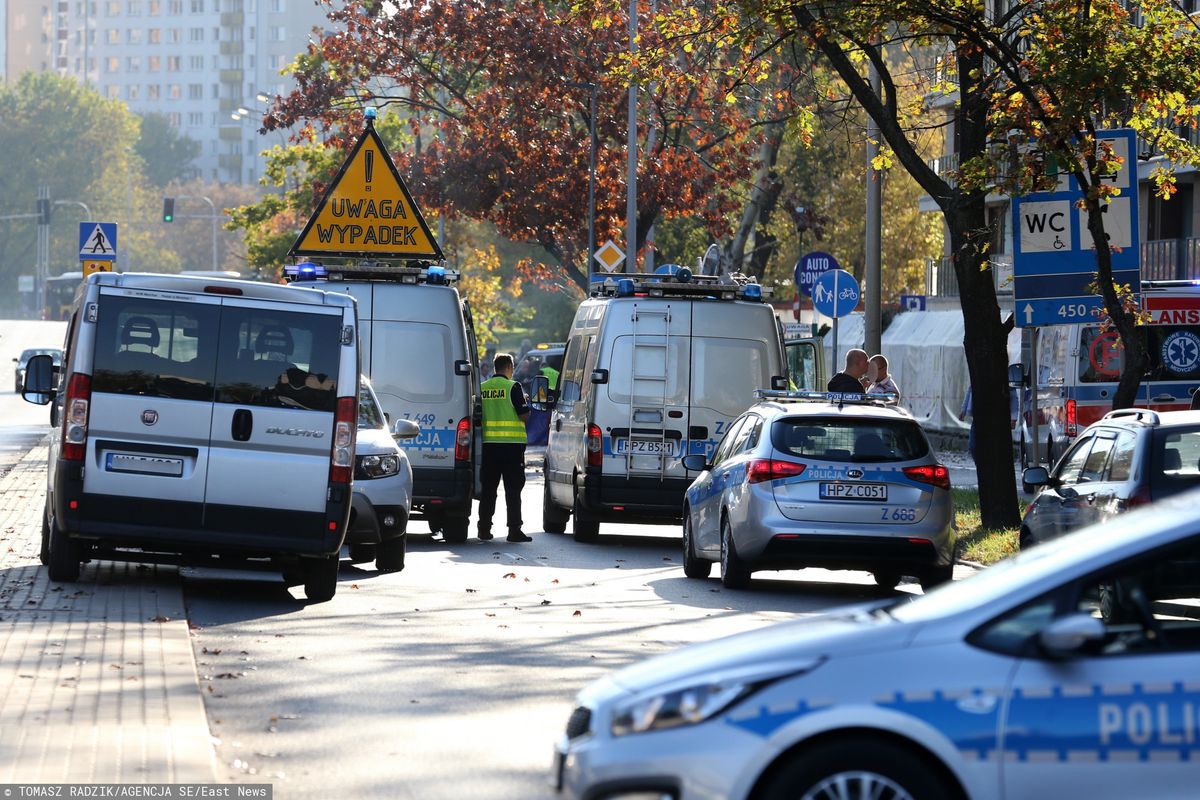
81 259 114 277
291 122 443 260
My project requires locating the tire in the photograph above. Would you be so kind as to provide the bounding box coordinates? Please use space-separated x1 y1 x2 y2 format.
572 494 599 543
376 535 406 573
682 512 712 579
301 555 340 603
40 506 51 566
873 572 901 590
920 564 954 593
442 515 469 543
543 481 569 534
426 510 444 535
757 738 952 800
347 543 377 563
719 515 751 589
46 520 80 583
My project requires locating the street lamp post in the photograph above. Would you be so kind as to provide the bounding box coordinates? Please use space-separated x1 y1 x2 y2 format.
568 81 599 272
176 195 218 270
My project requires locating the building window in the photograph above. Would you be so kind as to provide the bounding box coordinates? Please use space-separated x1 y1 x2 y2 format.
168 84 181 99
167 55 180 70
127 0 141 15
167 27 181 42
247 25 254 40
148 55 161 71
269 0 281 11
106 85 120 99
148 84 161 100
148 0 161 13
128 84 140 99
211 83 219 98
188 111 202 125
189 55 203 69
167 112 180 126
190 0 203 11
212 27 220 40
169 0 182 12
106 1 120 14
148 28 161 43
127 28 141 43
189 26 203 40
269 25 285 41
127 56 141 71
188 83 203 98
106 28 119 43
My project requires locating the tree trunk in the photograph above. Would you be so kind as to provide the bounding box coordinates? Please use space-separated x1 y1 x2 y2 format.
725 121 785 276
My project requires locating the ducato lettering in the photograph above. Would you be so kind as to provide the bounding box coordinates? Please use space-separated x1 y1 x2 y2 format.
264 426 326 438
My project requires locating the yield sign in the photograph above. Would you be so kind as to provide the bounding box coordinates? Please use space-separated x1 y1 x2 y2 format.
291 119 442 260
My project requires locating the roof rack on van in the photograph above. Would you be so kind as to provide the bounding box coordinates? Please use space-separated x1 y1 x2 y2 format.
755 389 900 407
1101 408 1160 425
283 262 459 285
592 272 771 302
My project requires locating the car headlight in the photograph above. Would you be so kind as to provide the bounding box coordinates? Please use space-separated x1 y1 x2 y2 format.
356 453 401 479
608 658 823 737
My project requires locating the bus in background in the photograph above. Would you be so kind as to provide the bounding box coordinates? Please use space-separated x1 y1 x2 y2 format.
43 272 83 320
1025 280 1200 467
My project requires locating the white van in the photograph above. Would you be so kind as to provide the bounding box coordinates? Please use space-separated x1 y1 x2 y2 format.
289 264 481 541
540 273 787 542
21 272 360 602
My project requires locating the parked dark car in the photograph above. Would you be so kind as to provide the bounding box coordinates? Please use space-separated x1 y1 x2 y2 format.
1021 408 1200 548
12 348 61 393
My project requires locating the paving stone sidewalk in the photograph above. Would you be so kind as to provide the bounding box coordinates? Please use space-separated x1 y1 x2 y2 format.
0 443 215 782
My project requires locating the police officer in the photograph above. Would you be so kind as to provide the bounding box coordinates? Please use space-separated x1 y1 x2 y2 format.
477 353 533 542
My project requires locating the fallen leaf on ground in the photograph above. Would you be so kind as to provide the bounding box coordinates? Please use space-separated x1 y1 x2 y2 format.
465 588 478 593
573 610 582 617
540 599 551 606
551 579 559 584
503 572 517 579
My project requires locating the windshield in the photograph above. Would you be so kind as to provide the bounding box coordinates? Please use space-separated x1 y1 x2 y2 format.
19 349 58 362
772 416 929 463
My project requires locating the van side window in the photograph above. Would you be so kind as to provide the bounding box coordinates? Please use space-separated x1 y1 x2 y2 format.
559 336 586 406
92 295 219 401
579 335 599 403
215 307 341 412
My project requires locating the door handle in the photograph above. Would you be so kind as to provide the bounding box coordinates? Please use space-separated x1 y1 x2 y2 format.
555 418 562 432
231 409 253 442
1152 393 1175 402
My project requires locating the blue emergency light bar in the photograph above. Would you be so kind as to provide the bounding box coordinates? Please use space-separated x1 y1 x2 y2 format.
755 390 900 406
596 272 770 302
283 262 328 279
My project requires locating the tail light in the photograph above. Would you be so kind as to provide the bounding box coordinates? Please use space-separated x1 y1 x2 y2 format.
62 373 92 462
1066 399 1078 437
1125 484 1152 509
587 424 603 467
329 396 356 484
454 417 471 462
747 459 807 483
903 464 951 491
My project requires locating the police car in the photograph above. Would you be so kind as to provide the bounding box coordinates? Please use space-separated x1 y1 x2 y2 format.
681 391 955 591
554 488 1200 800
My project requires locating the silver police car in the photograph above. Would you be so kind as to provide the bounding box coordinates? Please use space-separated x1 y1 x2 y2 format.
554 489 1200 800
680 392 954 591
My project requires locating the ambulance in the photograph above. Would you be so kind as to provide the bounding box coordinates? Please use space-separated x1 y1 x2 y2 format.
1025 280 1200 467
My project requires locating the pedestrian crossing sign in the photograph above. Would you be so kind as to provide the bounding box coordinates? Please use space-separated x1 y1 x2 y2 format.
290 118 442 260
79 222 118 260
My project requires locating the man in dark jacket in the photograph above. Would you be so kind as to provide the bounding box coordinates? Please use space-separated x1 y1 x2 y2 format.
828 349 869 394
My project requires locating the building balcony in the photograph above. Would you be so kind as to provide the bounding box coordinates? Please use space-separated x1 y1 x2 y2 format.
218 126 243 141
1142 237 1200 281
220 12 244 26
219 154 243 170
219 41 244 56
926 153 959 189
925 255 1013 298
219 69 244 84
218 97 243 112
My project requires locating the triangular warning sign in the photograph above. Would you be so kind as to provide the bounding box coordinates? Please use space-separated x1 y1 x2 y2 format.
290 122 443 260
81 224 115 257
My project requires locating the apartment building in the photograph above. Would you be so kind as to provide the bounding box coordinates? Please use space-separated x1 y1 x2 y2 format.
3 0 329 184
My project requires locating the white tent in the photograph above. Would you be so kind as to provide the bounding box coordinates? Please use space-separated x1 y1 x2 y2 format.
824 309 1022 434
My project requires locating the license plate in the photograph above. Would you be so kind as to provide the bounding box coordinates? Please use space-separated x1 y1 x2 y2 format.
614 439 674 456
105 452 184 477
820 482 887 501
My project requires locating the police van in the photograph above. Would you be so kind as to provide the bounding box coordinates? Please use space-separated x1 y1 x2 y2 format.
1024 280 1200 467
21 272 360 602
289 263 482 541
538 271 789 542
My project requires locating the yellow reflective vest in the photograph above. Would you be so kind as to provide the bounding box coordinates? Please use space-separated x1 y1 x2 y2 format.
480 376 526 444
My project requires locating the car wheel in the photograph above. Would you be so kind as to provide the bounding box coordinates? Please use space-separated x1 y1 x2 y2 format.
376 534 406 573
543 481 569 534
425 510 444 535
46 520 80 583
873 572 901 590
572 494 599 543
301 555 340 603
920 564 954 593
442 515 469 543
347 543 377 563
682 511 712 580
40 505 51 566
758 738 952 800
719 515 751 589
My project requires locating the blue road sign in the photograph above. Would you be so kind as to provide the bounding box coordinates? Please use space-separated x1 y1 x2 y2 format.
79 222 118 260
795 251 839 298
899 294 926 312
812 268 859 318
1012 128 1140 327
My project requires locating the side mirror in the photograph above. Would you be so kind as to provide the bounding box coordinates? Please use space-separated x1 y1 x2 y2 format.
1022 466 1051 488
21 354 55 406
530 374 556 412
1039 613 1106 657
454 359 472 377
392 419 420 440
591 368 609 385
1008 363 1028 388
771 375 788 391
681 454 709 472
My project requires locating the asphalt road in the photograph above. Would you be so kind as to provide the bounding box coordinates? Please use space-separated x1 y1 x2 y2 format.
0 320 66 478
183 471 940 800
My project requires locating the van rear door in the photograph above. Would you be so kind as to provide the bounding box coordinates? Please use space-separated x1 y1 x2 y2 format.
785 337 825 390
205 297 347 538
85 288 223 528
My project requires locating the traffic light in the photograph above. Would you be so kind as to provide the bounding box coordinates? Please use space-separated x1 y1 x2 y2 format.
36 199 52 225
162 197 175 223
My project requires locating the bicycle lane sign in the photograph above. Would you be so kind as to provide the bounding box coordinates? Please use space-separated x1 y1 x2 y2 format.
812 268 860 318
